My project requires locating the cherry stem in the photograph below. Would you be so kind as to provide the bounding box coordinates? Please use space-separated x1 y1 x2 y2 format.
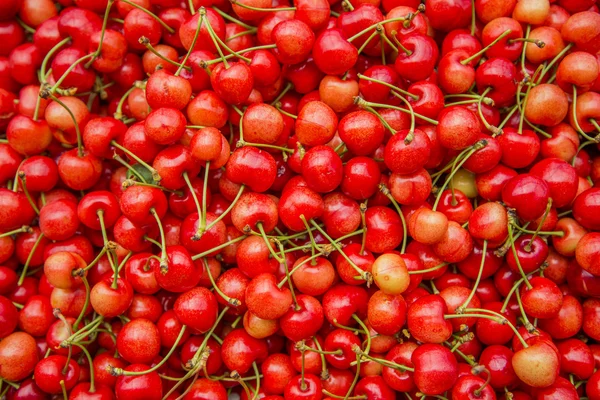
226 28 257 43
71 342 95 392
212 7 256 30
176 13 203 76
463 307 529 348
408 261 448 275
355 97 438 125
114 326 188 376
164 308 229 399
191 234 247 260
277 252 322 289
300 215 317 260
299 344 307 391
527 198 553 249
391 92 416 134
389 31 412 56
60 380 67 400
347 17 407 43
506 223 533 290
381 185 408 253
182 171 204 229
257 222 284 263
230 0 295 12
119 0 175 33
138 37 191 73
252 362 261 400
571 85 599 143
200 44 276 67
209 186 246 234
97 210 120 290
352 314 371 354
344 355 361 400
80 247 108 273
354 350 414 372
513 225 563 237
73 276 91 330
85 0 113 68
477 87 502 135
432 140 486 210
276 240 299 310
17 232 45 285
378 26 399 55
461 29 511 65
498 104 519 130
239 141 294 153
508 37 545 47
323 390 367 400
515 287 533 331
359 201 368 255
359 104 396 134
470 0 476 35
474 367 492 397
47 95 84 157
201 9 231 68
457 240 487 313
538 42 573 83
203 257 241 306
356 30 379 55
16 174 39 215
297 342 343 356
312 336 330 380
275 104 298 119
150 208 168 272
444 341 476 366
200 161 210 234
517 77 536 135
270 82 294 106
112 142 160 182
113 83 139 121
0 225 31 238
310 219 372 285
38 36 70 86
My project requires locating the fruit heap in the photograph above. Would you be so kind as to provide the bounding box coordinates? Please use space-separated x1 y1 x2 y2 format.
2 0 600 398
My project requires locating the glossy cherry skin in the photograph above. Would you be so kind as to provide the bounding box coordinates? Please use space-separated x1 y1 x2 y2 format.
33 354 80 394
115 364 163 400
312 28 357 76
221 328 268 374
322 284 368 326
573 188 600 230
407 294 452 343
412 343 458 395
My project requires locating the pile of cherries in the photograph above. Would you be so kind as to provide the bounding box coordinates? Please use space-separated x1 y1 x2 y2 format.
3 0 600 398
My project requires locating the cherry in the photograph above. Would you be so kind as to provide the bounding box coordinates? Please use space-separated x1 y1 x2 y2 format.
312 28 357 76
146 69 192 111
436 106 480 150
280 294 324 342
295 100 338 147
225 146 276 192
90 273 134 318
407 294 452 343
33 354 80 394
174 286 217 333
573 188 600 230
0 295 18 338
301 145 343 193
412 343 458 395
221 328 268 374
512 341 559 388
368 290 406 336
115 364 163 400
